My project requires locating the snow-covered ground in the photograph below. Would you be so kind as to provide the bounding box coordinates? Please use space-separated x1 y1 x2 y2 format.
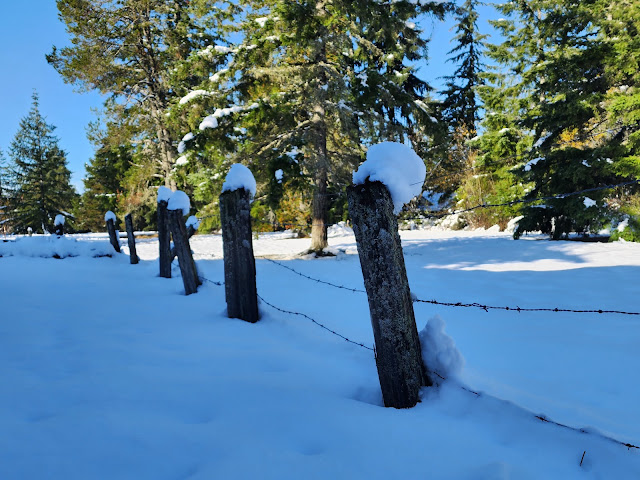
2 228 640 478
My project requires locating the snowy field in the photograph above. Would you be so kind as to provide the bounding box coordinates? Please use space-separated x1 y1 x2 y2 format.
2 228 640 478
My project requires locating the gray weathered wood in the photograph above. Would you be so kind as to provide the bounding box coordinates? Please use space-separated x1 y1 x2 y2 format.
124 213 139 264
158 200 171 278
219 188 259 323
106 218 121 253
347 180 430 408
54 224 64 236
168 208 199 295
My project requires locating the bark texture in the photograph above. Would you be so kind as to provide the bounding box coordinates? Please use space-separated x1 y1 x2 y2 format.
347 180 430 408
158 200 171 278
106 218 121 253
220 188 259 323
168 209 199 295
125 213 139 265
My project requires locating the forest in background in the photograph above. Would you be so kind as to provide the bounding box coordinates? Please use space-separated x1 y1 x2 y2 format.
1 0 640 247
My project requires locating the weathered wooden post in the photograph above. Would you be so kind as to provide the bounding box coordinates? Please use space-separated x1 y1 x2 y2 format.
54 214 65 236
104 211 121 253
219 164 259 323
124 213 139 264
167 191 199 295
347 142 430 409
157 187 172 278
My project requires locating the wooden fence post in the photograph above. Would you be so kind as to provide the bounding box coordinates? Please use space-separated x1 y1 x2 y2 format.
54 214 65 236
347 180 430 408
105 211 121 253
219 188 259 323
158 193 172 278
124 213 139 264
167 208 199 295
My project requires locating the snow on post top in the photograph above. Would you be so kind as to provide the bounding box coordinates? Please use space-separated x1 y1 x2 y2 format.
167 190 191 216
157 186 172 203
186 215 200 230
54 214 65 226
352 142 426 214
104 211 116 222
221 163 257 198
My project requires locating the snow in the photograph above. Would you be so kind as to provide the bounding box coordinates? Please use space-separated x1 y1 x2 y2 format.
54 214 65 226
222 163 257 197
584 197 596 208
178 132 194 153
179 90 209 105
617 218 629 232
0 236 115 258
157 186 172 203
214 45 232 54
274 169 283 183
2 229 640 478
199 105 247 131
104 211 116 222
419 315 464 379
255 16 269 27
186 215 200 231
524 157 542 171
167 190 191 216
175 155 188 166
353 142 426 213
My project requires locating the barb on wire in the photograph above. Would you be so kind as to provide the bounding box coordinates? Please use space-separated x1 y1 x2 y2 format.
257 292 374 351
200 275 224 286
265 257 640 316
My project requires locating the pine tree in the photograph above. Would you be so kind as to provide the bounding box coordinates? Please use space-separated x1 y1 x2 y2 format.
7 93 76 234
174 0 447 251
440 0 486 135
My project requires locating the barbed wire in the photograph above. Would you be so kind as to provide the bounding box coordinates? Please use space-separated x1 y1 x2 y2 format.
181 262 640 450
264 258 640 316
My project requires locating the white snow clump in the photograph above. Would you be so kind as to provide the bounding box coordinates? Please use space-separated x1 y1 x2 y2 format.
222 164 257 198
167 190 191 216
275 169 283 183
584 197 596 208
352 141 426 213
419 315 464 379
104 211 116 222
178 132 194 153
54 214 65 226
186 216 200 231
157 186 172 203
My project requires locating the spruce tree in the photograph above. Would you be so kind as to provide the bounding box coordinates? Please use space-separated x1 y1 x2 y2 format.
174 0 447 251
7 93 76 234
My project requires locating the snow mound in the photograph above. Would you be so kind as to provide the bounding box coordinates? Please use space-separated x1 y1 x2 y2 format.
186 216 200 231
167 191 190 216
157 186 172 203
275 169 283 183
104 211 116 222
222 164 257 197
327 221 353 237
419 315 465 379
353 142 426 213
54 214 65 226
0 236 116 259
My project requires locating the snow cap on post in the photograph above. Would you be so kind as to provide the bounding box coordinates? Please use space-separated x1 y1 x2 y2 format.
104 211 116 222
157 186 172 203
222 163 256 199
54 214 65 226
186 215 200 230
352 142 426 214
167 190 191 216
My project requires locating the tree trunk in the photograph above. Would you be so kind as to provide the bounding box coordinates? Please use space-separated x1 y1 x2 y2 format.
219 188 259 323
158 199 172 278
347 180 430 408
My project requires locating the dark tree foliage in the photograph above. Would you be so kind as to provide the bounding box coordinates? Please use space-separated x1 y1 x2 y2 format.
7 93 77 234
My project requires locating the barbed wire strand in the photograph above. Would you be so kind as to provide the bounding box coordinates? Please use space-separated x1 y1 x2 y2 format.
264 258 640 316
186 266 640 450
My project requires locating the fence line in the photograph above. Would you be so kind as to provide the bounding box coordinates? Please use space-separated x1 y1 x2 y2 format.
264 258 640 316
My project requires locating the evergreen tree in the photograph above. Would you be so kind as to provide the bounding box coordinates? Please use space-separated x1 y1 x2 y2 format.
174 0 448 251
48 0 223 189
440 0 486 135
7 93 76 233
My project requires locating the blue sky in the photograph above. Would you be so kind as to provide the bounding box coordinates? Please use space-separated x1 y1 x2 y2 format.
0 2 499 193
